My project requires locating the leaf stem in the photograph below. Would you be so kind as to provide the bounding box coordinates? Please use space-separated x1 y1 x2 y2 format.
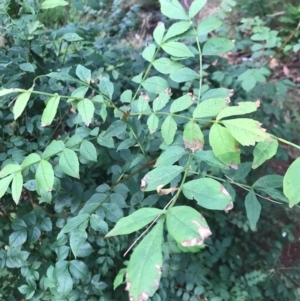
274 136 300 151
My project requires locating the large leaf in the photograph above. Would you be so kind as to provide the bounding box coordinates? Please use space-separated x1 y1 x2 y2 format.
21 153 41 170
183 121 204 152
252 175 283 189
77 98 95 126
222 118 271 146
252 139 278 169
126 219 164 301
182 178 232 210
161 42 194 58
170 94 194 113
197 16 222 36
153 22 165 45
35 160 54 192
59 149 79 178
193 98 228 119
141 166 184 191
163 21 191 41
142 76 169 94
153 92 170 111
41 94 60 126
209 123 240 165
76 64 91 83
166 206 211 247
202 37 234 55
12 172 23 204
99 77 114 99
283 158 300 207
0 164 21 178
153 58 183 75
42 140 65 159
170 68 199 83
189 0 207 18
161 115 177 145
106 208 164 237
160 0 189 20
79 140 97 162
155 146 186 167
40 0 68 9
245 190 261 230
13 88 33 120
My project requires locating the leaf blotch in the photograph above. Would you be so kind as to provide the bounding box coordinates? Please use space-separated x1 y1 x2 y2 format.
182 220 212 247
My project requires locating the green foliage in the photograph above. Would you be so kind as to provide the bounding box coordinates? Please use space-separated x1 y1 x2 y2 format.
0 0 300 300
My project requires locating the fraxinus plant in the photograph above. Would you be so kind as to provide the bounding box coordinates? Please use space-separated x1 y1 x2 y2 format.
0 0 300 300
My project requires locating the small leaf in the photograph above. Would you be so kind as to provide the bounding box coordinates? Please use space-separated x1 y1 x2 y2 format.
106 208 164 237
153 91 170 111
57 214 90 239
209 123 241 165
105 120 127 138
283 158 300 207
155 146 186 167
21 153 41 169
245 190 261 230
194 150 228 169
79 140 97 162
189 0 207 18
170 68 199 83
153 22 165 45
13 88 33 120
142 44 156 62
197 16 222 36
162 42 194 58
153 58 183 75
0 175 14 198
35 160 54 191
183 121 204 152
161 115 177 145
147 114 159 134
12 172 23 204
59 149 79 178
19 63 35 73
252 139 278 169
70 229 87 257
77 98 95 126
222 118 271 146
202 37 234 56
120 90 132 103
182 178 232 210
76 65 91 83
170 94 194 113
166 206 211 247
160 0 189 20
41 94 60 126
164 21 191 41
126 219 164 301
141 166 184 191
142 76 169 94
193 98 228 119
99 77 114 99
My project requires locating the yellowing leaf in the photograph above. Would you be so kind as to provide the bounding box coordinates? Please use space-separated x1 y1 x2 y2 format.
183 121 204 152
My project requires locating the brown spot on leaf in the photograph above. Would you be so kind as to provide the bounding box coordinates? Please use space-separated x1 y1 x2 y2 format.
187 92 195 101
138 292 149 301
229 163 238 169
225 97 231 104
182 220 212 247
221 185 230 196
155 265 162 275
255 100 260 107
156 185 178 195
125 282 131 291
140 177 147 190
164 88 172 95
184 139 203 152
225 201 234 212
228 89 234 97
140 92 150 100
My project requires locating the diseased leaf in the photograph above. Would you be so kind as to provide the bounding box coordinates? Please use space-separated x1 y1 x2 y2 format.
59 149 79 178
209 123 241 165
189 0 207 18
35 160 54 191
160 0 189 20
141 166 184 191
162 42 194 58
13 88 33 120
161 115 177 145
170 94 194 113
166 206 211 247
283 158 300 207
197 16 222 36
41 94 60 126
222 118 271 146
252 139 278 169
12 172 23 204
202 37 234 55
80 140 97 162
126 219 164 301
147 114 159 134
142 76 169 94
164 21 191 41
245 190 261 230
155 146 186 167
153 22 165 45
182 178 232 210
106 208 164 237
193 98 228 119
77 98 95 126
183 121 204 152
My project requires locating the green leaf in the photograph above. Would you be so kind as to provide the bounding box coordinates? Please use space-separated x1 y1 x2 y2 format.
19 62 35 73
141 166 184 191
57 214 90 239
194 150 228 169
209 123 241 165
202 37 234 55
59 149 79 178
76 64 91 83
245 190 261 230
97 132 115 148
155 146 186 167
164 21 191 41
0 175 14 198
197 16 222 36
105 120 127 138
61 32 83 42
261 188 288 204
70 229 87 257
41 94 60 126
182 178 232 210
56 271 73 294
202 88 230 100
153 91 170 111
161 115 177 145
103 203 124 223
0 164 21 178
90 214 108 233
40 0 68 9
252 139 278 169
170 67 199 83
80 140 97 162
106 208 164 237
47 72 77 82
114 268 126 290
142 44 156 62
0 88 22 97
162 42 194 58
9 230 27 247
160 0 189 20
183 121 204 151
253 175 283 189
170 94 194 113
222 118 271 146
69 260 89 280
153 58 183 75
147 114 159 134
216 101 259 121
42 140 65 159
283 158 300 207
77 98 95 126
35 160 54 192
120 90 132 103
66 134 83 148
99 77 114 99
193 98 228 118
189 0 207 18
12 172 23 204
166 206 211 247
13 88 33 120
142 76 169 94
21 153 41 169
126 219 164 301
153 22 165 45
